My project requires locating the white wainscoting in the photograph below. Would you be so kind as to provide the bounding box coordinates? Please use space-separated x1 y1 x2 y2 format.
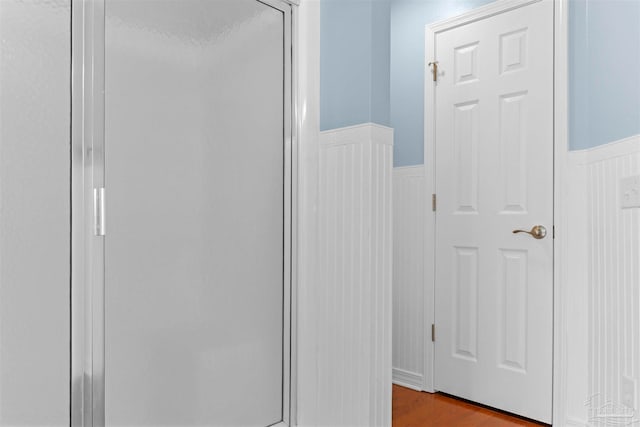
541 136 640 426
582 135 640 426
391 136 640 426
392 166 426 391
313 123 393 427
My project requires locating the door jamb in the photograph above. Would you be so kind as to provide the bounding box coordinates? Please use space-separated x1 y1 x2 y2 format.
422 1 569 425
551 1 570 425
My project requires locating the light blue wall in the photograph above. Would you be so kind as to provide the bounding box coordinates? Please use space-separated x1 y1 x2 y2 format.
321 0 372 130
569 0 640 150
320 0 391 131
372 0 392 126
390 0 495 167
321 0 640 162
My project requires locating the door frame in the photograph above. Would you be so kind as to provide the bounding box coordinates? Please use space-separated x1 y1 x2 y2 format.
70 0 300 425
423 0 569 424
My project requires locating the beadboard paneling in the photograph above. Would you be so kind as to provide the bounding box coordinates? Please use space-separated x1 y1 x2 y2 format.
392 166 426 391
585 135 640 426
316 123 393 427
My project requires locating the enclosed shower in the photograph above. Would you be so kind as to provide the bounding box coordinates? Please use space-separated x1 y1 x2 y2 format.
71 1 295 425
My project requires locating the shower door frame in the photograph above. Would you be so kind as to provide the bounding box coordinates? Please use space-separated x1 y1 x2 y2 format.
70 0 300 425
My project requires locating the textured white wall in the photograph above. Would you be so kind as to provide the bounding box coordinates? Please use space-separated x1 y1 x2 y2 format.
392 166 426 391
0 0 70 425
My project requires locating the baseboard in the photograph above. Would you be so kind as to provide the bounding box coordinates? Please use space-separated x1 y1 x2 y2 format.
392 368 423 391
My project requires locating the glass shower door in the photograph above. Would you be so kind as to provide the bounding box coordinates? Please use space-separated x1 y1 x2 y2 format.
97 0 290 425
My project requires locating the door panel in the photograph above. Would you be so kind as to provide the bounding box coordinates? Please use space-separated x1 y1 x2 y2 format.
433 1 553 423
103 1 286 425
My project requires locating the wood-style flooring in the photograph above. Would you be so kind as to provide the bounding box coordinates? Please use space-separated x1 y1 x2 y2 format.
392 385 549 427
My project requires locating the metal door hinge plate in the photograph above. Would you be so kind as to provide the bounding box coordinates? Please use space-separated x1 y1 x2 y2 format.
432 194 437 212
431 324 435 342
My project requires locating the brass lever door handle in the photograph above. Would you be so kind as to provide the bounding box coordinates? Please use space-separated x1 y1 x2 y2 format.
428 61 438 82
513 225 547 239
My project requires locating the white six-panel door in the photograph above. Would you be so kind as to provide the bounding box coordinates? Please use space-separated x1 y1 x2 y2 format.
431 0 554 423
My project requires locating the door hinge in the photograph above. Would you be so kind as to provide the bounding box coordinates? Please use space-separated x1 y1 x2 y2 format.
428 61 438 82
431 324 436 342
553 225 555 239
94 187 105 236
432 194 437 212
